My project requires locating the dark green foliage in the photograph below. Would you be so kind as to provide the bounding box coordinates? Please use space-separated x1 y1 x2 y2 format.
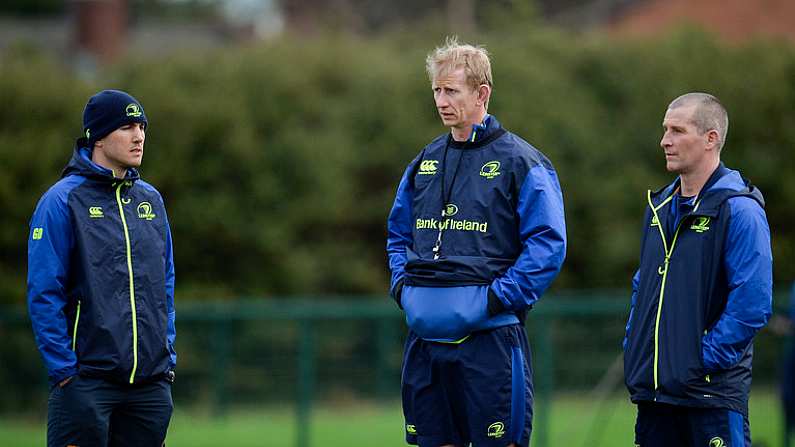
2 30 794 303
0 0 63 16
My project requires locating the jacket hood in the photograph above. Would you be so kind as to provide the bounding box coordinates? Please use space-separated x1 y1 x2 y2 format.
651 163 764 216
61 137 140 182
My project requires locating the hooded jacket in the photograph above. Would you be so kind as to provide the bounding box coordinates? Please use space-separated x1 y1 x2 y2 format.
386 115 566 342
623 164 772 415
27 140 176 386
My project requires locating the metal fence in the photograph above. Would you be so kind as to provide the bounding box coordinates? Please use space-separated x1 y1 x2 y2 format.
1 289 789 447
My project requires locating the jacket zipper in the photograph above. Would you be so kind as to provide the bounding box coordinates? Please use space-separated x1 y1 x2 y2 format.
647 190 701 394
71 299 81 351
115 182 138 384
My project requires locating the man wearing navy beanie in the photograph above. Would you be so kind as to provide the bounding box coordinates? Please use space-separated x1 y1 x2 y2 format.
27 89 176 446
84 89 148 148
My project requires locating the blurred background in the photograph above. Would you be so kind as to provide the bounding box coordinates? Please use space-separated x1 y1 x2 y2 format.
1 0 794 445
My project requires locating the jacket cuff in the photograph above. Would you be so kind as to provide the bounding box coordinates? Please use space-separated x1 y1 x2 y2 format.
392 279 405 309
487 288 506 316
49 365 78 388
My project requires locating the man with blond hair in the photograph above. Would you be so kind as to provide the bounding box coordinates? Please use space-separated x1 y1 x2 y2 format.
623 93 772 446
386 37 566 447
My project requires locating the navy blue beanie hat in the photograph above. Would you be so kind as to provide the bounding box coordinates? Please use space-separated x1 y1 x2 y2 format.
83 90 148 147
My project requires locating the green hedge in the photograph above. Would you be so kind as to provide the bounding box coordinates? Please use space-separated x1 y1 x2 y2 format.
2 29 794 304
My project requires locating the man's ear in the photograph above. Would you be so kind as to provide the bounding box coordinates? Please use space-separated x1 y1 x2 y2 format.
477 84 491 107
706 129 720 152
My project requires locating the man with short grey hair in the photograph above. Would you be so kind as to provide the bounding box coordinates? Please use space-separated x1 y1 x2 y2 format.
623 92 772 446
667 92 729 150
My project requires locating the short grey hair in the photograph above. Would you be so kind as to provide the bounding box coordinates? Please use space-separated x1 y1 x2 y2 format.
668 92 729 151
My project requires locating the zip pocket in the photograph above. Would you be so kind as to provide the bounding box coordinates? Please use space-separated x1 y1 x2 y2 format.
71 299 81 352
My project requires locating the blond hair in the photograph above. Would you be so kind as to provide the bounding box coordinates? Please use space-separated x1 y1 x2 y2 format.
426 36 493 91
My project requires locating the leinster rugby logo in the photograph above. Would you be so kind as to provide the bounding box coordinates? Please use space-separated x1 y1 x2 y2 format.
691 216 711 233
443 203 459 217
487 422 505 438
480 161 501 179
709 437 725 447
137 202 156 220
126 103 143 117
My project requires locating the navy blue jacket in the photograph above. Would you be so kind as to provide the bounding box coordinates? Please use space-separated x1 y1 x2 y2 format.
27 140 176 386
623 164 772 415
386 115 566 342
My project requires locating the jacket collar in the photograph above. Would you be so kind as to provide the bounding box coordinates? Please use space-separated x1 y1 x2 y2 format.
650 163 764 216
61 137 140 183
448 114 506 149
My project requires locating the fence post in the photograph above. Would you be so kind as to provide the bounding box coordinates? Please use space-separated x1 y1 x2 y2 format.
375 317 396 400
296 319 316 447
211 318 231 417
784 335 793 447
530 315 553 447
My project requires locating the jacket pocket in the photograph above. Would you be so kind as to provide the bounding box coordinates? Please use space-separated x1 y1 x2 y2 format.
71 299 82 352
659 332 704 397
402 285 489 342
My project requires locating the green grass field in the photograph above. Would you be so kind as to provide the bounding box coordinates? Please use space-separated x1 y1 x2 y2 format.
0 391 784 446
